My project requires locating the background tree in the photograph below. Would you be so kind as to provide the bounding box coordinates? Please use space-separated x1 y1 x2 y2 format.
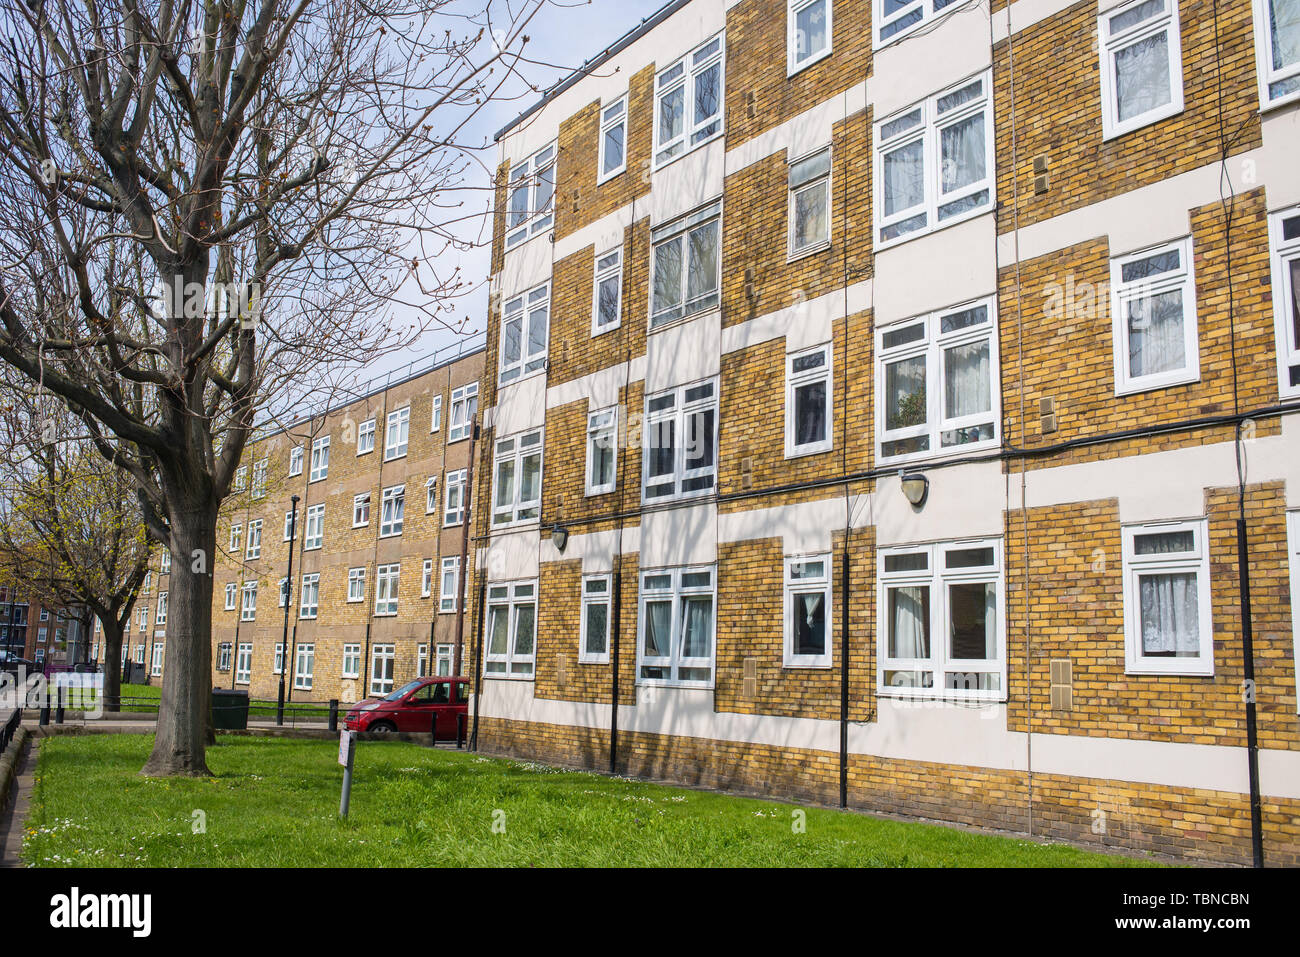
0 0 559 774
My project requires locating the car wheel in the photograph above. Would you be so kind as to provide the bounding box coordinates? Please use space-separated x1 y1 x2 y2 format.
368 720 396 734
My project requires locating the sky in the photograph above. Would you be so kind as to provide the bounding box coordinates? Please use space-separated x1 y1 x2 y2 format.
364 0 670 384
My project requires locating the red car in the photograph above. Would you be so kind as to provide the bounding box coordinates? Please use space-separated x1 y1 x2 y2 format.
344 677 470 737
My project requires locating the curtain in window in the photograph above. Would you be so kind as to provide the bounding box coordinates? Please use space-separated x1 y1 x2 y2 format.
888 586 929 659
882 140 924 217
939 113 985 194
1127 289 1184 377
1270 0 1300 70
681 596 712 658
1139 572 1200 655
944 340 990 418
644 600 671 657
793 593 825 656
794 183 828 250
1114 33 1171 122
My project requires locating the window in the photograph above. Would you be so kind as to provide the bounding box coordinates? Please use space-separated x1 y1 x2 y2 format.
878 540 1005 699
440 557 460 613
484 581 537 677
418 643 430 677
436 644 454 677
274 643 285 675
599 95 628 182
1288 511 1300 709
422 559 434 598
444 470 466 525
875 71 993 247
426 476 439 515
380 485 405 538
40 608 49 621
246 520 262 559
638 566 715 687
137 607 147 633
143 571 152 594
224 583 237 611
134 644 145 664
156 592 168 626
580 574 611 664
592 248 623 334
385 406 410 460
493 430 543 526
304 504 324 550
310 435 330 481
353 493 371 528
294 643 315 691
251 459 267 499
300 573 320 619
34 648 44 665
356 418 375 455
284 509 297 542
1121 520 1213 675
151 642 164 677
500 284 549 384
789 0 832 72
278 577 289 608
240 582 257 622
233 466 247 492
505 142 556 250
39 626 48 642
789 147 831 257
1109 238 1199 394
650 200 721 328
1254 0 1300 107
370 644 395 695
786 344 833 457
449 383 478 442
289 445 303 476
375 563 400 616
1098 0 1184 140
586 408 618 495
229 523 242 552
342 643 361 679
160 551 170 574
876 298 999 463
431 395 442 433
217 642 232 672
347 567 365 603
654 35 724 167
1270 205 1300 397
643 380 717 502
785 555 832 667
236 643 252 684
874 0 970 46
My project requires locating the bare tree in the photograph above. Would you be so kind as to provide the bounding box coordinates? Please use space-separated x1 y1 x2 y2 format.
0 0 558 774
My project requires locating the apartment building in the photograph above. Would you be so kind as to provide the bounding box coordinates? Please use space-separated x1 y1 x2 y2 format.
0 586 90 669
177 341 485 703
469 0 1300 864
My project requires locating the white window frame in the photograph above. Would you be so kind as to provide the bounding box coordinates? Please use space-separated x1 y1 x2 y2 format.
598 94 628 183
500 283 550 384
245 519 262 560
426 476 439 515
1269 204 1300 399
151 642 164 677
283 510 297 542
347 567 365 603
235 642 252 684
786 343 834 458
484 580 537 678
873 0 974 48
352 492 371 528
385 406 410 461
422 558 434 598
637 565 716 689
444 469 467 526
439 557 460 614
379 484 405 538
492 430 543 527
303 504 324 550
278 577 289 609
877 539 1007 701
436 643 454 677
299 573 320 620
155 592 168 626
273 643 285 675
370 644 395 695
653 34 725 168
418 643 430 677
1121 520 1214 676
1253 0 1300 109
310 435 330 482
1098 0 1185 141
788 146 832 258
357 418 375 455
143 571 152 593
1109 237 1200 395
342 643 361 680
229 523 242 552
649 199 722 329
876 297 1000 465
449 383 478 442
642 379 718 503
288 445 303 476
874 70 994 249
586 408 618 496
592 247 624 335
240 581 257 622
224 583 237 611
160 551 170 574
505 142 556 250
431 395 442 433
294 642 315 691
789 0 833 74
579 573 611 664
251 459 267 500
784 554 832 668
375 563 400 617
233 466 247 492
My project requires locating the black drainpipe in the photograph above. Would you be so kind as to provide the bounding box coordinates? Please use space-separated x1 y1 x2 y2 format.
839 548 850 808
470 577 486 751
609 567 622 774
1236 517 1264 866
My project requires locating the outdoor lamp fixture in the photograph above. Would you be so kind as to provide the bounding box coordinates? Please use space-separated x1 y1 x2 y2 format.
550 523 569 553
899 470 929 508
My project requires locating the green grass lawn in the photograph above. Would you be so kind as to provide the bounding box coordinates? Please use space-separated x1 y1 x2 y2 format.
22 734 1162 867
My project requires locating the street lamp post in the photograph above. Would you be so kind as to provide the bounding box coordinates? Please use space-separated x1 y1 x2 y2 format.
276 494 300 726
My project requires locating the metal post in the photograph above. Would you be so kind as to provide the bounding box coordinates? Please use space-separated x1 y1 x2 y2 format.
276 494 300 727
339 738 355 819
55 683 64 725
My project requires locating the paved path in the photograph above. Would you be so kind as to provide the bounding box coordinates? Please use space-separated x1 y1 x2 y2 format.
0 735 33 867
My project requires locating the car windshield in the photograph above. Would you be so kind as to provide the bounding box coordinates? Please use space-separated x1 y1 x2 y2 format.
384 680 424 702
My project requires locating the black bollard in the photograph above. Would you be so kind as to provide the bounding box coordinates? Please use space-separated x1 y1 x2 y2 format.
328 699 339 732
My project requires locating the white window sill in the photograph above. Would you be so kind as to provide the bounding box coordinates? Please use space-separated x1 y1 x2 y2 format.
597 166 627 186
592 321 621 338
787 239 832 263
785 442 834 461
482 671 535 681
585 486 616 498
491 518 541 532
648 305 721 336
642 487 715 508
498 366 547 390
1102 103 1185 143
876 437 1001 469
1114 369 1200 398
876 202 994 253
783 660 832 670
1124 662 1214 678
355 449 372 458
652 130 724 175
384 453 407 464
787 47 832 78
877 688 1006 704
579 655 611 666
1259 89 1300 115
635 679 714 691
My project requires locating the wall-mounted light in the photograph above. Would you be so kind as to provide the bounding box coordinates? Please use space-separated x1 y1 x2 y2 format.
899 471 929 508
550 523 569 553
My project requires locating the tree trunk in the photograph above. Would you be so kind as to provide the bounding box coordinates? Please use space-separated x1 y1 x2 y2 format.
140 500 216 777
101 619 124 713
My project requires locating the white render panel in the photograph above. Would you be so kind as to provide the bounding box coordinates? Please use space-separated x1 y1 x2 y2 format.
547 356 647 411
478 526 540 581
718 495 869 555
719 279 873 354
648 139 727 224
724 83 866 178
992 0 1088 43
645 310 722 394
493 370 547 436
873 214 998 322
1261 109 1300 210
499 231 554 300
870 5 993 121
640 502 717 567
875 460 1006 546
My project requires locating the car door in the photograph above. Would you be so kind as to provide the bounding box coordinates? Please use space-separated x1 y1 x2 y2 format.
428 680 452 738
399 681 437 732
